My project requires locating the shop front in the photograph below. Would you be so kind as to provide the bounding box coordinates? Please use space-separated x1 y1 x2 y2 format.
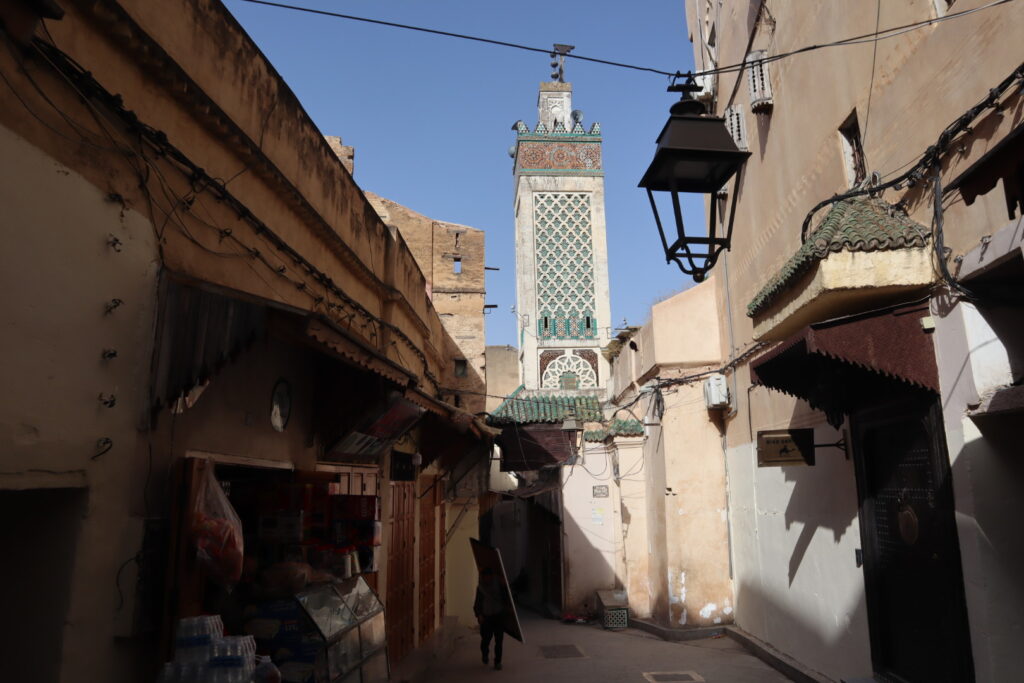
149 279 490 682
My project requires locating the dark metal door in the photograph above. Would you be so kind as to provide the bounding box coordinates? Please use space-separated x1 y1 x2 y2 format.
852 396 973 683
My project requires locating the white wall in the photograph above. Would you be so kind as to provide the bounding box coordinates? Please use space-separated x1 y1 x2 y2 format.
932 219 1024 683
726 388 871 680
561 443 621 613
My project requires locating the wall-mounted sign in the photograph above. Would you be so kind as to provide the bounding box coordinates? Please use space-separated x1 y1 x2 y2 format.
756 429 815 467
592 485 609 498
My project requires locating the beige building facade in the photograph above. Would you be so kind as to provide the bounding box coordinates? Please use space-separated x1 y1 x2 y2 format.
681 1 1024 681
605 281 732 628
0 1 490 681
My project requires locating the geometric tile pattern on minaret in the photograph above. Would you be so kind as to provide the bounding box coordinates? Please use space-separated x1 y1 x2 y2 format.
534 192 597 342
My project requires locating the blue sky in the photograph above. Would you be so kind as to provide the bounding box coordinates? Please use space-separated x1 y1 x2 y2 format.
224 0 705 346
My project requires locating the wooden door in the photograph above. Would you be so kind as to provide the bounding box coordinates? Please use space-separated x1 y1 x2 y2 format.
852 396 974 683
417 476 437 644
386 481 415 662
438 490 447 621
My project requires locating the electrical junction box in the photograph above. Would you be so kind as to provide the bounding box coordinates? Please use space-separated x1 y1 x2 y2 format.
703 373 730 410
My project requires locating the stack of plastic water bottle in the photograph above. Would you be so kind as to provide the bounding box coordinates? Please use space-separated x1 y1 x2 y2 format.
159 616 256 683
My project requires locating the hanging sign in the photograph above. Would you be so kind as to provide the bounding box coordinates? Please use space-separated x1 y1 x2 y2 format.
756 429 815 467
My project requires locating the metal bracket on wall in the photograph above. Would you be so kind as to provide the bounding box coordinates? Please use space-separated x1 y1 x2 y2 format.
814 429 850 459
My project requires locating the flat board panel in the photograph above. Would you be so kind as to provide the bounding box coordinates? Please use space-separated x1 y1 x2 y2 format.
469 538 524 643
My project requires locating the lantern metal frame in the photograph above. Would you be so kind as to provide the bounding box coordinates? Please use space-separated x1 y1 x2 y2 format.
639 78 751 282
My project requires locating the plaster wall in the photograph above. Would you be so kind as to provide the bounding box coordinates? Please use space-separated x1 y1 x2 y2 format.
0 122 160 683
444 499 481 627
485 345 521 414
931 216 1024 683
683 0 1024 677
725 387 870 681
614 437 652 619
561 443 622 613
650 282 722 368
364 193 487 413
17 0 458 395
658 381 732 628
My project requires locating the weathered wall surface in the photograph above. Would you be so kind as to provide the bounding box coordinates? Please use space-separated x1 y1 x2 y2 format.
561 442 622 614
0 120 160 682
443 499 481 627
484 345 521 413
0 2 489 680
684 1 1024 679
366 193 487 413
607 282 731 629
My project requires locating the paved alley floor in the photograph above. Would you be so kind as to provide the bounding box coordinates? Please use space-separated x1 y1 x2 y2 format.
419 612 793 683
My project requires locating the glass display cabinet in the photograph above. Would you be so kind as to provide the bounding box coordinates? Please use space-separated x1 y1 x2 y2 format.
295 577 388 683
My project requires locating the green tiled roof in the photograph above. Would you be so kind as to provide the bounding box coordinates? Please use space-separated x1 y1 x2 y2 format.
584 418 645 442
747 197 929 317
488 385 603 425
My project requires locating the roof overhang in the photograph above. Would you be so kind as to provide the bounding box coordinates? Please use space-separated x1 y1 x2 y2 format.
750 302 938 426
751 248 933 341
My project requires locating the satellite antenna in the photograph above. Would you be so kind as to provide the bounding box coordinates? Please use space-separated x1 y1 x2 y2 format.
549 43 575 83
571 109 584 124
507 145 517 159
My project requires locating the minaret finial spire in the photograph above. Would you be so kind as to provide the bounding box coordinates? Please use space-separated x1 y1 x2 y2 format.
549 44 575 83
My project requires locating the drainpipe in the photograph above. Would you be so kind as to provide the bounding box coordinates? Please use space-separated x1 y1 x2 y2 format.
719 241 738 581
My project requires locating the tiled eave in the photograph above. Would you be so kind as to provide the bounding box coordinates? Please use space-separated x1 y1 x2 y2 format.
751 248 934 341
747 197 934 341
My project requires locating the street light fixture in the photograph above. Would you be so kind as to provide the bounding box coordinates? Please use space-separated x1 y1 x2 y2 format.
638 76 751 282
561 408 583 464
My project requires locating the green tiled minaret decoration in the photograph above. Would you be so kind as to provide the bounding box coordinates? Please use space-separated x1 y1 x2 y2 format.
511 78 612 391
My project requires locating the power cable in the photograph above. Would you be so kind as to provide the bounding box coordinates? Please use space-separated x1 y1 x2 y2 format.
861 0 882 151
233 0 673 76
232 0 1017 81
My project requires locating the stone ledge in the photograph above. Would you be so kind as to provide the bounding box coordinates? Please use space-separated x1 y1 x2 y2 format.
630 618 726 642
752 249 933 341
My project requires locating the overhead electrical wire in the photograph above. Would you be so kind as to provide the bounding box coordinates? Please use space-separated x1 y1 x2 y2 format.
232 0 1017 80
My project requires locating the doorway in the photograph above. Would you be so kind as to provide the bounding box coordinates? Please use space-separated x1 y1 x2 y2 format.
0 488 87 683
852 396 974 682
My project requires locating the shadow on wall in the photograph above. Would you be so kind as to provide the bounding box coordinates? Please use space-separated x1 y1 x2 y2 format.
781 420 859 586
955 414 1024 678
561 504 617 616
736 579 869 680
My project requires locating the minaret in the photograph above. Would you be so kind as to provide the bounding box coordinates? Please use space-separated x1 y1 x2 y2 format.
510 57 611 393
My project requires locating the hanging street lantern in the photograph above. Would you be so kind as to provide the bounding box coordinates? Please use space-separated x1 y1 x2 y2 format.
639 76 751 282
560 408 583 464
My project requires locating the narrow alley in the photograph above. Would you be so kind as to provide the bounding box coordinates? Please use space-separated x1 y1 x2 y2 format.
417 612 792 683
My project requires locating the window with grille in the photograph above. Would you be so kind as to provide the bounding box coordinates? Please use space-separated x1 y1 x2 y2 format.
724 105 748 152
533 192 598 340
746 50 773 113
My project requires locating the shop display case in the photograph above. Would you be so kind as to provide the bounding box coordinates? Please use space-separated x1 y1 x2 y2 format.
294 577 388 683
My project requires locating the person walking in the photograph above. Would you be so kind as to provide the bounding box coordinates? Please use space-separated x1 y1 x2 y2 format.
474 567 506 670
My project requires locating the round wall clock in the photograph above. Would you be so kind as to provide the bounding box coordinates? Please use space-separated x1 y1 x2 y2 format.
270 379 291 432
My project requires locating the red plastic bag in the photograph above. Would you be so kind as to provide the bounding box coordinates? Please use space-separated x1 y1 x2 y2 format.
190 464 244 584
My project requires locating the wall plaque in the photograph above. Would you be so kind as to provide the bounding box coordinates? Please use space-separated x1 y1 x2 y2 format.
592 485 609 498
756 429 815 467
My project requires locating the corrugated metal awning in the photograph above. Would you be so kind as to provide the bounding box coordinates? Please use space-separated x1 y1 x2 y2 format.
750 302 938 426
